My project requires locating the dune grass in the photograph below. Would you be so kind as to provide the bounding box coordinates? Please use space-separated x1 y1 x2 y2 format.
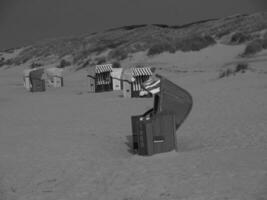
219 63 249 78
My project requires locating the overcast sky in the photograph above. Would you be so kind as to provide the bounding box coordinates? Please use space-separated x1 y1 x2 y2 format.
0 0 266 50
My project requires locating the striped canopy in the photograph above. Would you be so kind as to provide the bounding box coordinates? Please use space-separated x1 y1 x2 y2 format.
142 78 161 95
95 64 113 74
131 67 152 77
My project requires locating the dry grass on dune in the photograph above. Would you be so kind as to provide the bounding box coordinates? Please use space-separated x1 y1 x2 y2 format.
242 36 267 56
1 12 267 69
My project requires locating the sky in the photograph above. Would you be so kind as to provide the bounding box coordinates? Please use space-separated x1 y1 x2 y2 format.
0 0 267 50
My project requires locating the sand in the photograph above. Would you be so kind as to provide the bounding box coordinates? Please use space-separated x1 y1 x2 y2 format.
0 45 267 200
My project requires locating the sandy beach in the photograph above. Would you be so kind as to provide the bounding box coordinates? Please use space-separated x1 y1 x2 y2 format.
1 43 267 199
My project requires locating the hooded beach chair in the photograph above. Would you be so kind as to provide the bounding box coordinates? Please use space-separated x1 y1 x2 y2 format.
131 76 193 155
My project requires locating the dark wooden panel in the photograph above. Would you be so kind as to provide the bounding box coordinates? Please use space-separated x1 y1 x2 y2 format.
145 120 154 156
131 115 141 151
61 77 64 87
152 116 164 154
31 79 45 92
138 121 147 155
159 113 175 152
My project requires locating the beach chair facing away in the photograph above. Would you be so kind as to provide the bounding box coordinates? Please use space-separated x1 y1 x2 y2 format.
131 76 193 155
87 65 96 93
45 68 64 88
23 68 35 91
29 68 46 92
111 68 123 91
121 68 133 98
